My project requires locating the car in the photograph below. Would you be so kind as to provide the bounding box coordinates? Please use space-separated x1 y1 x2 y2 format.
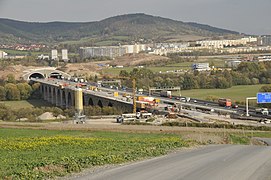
193 100 197 103
232 104 238 108
180 98 186 102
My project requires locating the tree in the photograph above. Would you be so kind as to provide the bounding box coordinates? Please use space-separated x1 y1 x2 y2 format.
6 74 16 84
50 107 63 117
17 83 32 100
4 83 20 100
223 70 233 87
0 86 6 100
31 83 41 99
119 70 129 77
182 73 198 90
259 85 271 92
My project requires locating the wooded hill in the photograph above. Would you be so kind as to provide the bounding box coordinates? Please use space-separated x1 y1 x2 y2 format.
0 13 239 45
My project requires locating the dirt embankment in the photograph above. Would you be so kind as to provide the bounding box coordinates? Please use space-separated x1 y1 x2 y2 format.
110 53 169 66
0 65 48 80
61 63 100 77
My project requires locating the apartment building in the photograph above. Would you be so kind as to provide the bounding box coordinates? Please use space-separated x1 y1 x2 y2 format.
79 44 146 59
196 37 257 48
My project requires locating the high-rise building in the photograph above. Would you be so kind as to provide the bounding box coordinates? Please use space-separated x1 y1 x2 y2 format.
51 49 58 60
261 36 271 46
62 49 68 61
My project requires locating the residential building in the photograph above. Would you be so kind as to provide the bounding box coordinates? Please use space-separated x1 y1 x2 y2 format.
196 37 258 48
192 63 210 71
79 44 147 59
62 49 68 61
226 60 242 68
260 36 271 46
51 49 58 60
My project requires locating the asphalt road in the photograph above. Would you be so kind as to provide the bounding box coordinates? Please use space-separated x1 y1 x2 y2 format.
73 145 271 180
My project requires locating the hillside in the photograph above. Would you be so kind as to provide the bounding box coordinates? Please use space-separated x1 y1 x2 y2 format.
0 13 240 45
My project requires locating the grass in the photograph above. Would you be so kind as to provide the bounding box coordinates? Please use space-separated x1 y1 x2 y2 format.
0 129 188 179
178 84 265 102
102 66 187 76
0 99 52 110
101 57 227 76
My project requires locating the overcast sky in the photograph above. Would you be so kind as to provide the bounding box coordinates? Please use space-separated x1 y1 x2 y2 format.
0 0 270 35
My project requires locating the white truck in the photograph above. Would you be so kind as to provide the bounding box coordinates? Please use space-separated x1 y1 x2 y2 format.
255 108 269 115
160 91 172 98
116 112 152 123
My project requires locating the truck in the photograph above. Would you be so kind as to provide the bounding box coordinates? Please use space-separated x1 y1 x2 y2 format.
255 108 269 115
136 111 152 119
218 98 232 107
136 101 149 110
116 112 153 123
137 96 159 106
160 91 172 98
138 88 144 95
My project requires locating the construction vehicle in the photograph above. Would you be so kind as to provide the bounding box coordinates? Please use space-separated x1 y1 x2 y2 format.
113 92 119 97
136 101 149 110
137 96 159 106
89 86 98 91
166 112 178 119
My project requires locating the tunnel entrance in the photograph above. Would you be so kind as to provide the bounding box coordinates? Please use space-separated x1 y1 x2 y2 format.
29 73 45 79
49 72 62 79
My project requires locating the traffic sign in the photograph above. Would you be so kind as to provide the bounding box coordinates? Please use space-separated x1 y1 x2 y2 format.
257 92 271 103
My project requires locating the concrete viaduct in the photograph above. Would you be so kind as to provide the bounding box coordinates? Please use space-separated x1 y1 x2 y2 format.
34 79 133 113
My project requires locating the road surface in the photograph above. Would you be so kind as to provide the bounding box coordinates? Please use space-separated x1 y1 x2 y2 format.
73 145 271 180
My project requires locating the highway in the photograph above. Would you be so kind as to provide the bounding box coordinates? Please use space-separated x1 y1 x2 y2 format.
32 78 270 119
72 144 271 180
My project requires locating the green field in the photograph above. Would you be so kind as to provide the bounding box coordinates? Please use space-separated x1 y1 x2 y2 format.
0 100 52 110
0 129 188 179
179 84 265 102
102 66 187 75
102 57 227 76
168 58 226 68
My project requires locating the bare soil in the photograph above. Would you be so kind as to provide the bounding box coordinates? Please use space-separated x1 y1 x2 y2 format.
109 53 169 66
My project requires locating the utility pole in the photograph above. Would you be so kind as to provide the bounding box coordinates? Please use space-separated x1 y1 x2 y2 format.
133 79 136 113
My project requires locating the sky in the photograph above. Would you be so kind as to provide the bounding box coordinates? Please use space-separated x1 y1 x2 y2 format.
0 0 270 35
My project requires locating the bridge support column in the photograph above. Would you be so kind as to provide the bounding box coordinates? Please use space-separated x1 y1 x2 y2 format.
60 90 65 108
55 89 60 107
50 87 55 105
45 86 50 101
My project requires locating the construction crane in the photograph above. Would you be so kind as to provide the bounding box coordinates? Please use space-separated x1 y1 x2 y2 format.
132 78 136 113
